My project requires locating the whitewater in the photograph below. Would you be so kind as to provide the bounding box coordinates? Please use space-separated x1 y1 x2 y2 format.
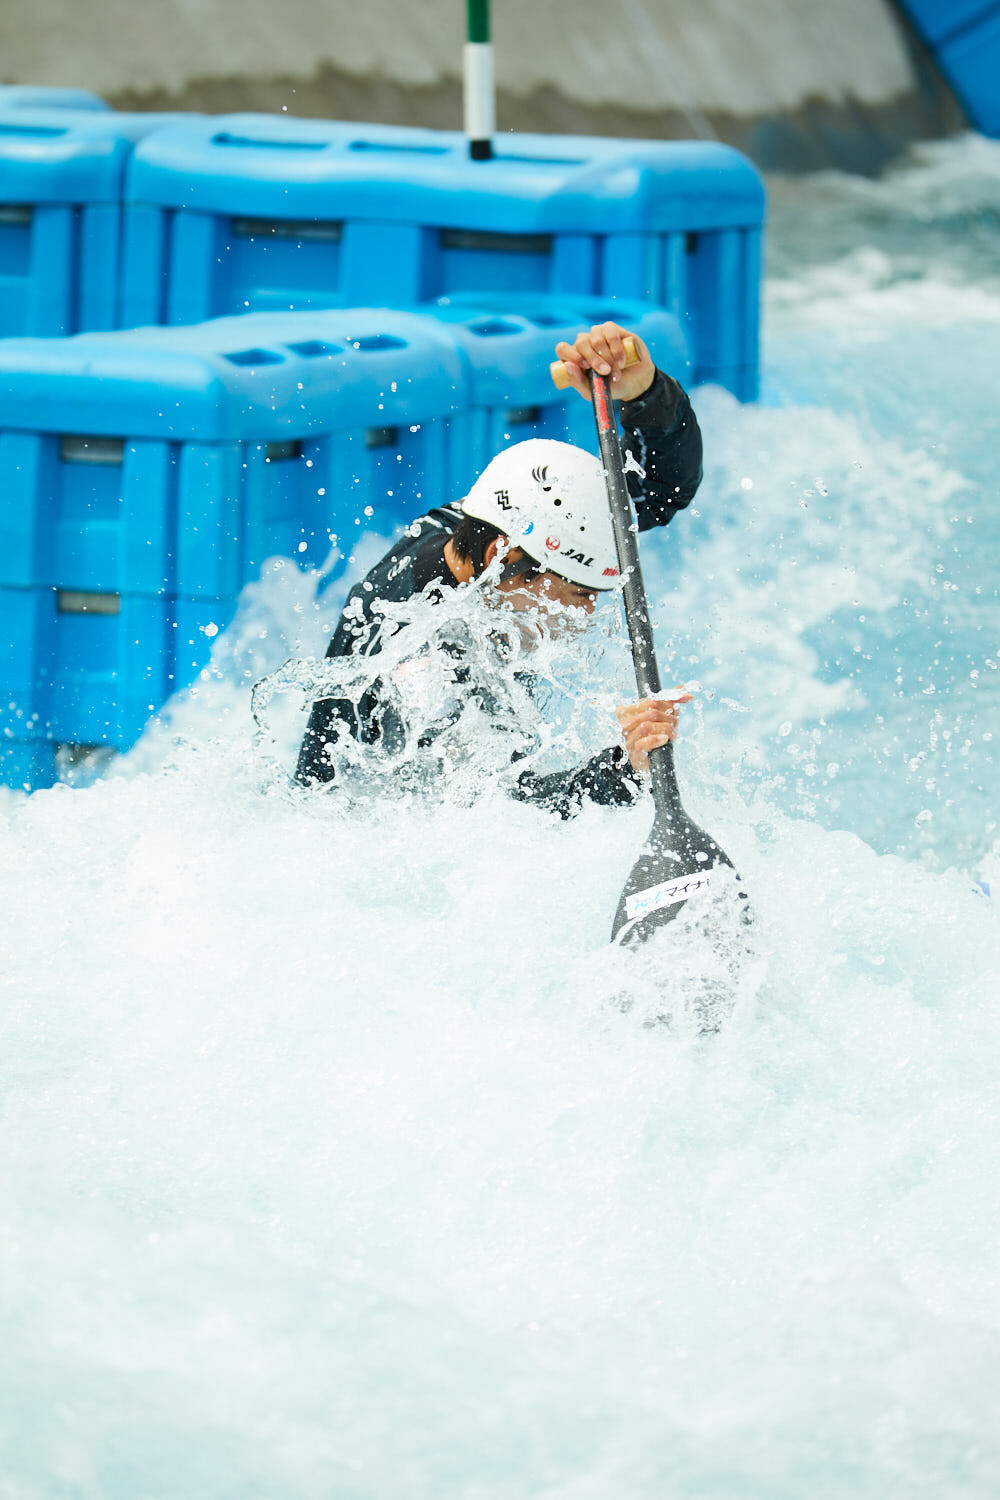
2 134 999 1497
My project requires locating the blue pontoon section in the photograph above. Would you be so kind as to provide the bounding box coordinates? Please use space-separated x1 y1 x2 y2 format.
0 298 687 789
123 115 763 399
0 312 466 594
898 0 1000 136
1 585 221 773
0 108 196 339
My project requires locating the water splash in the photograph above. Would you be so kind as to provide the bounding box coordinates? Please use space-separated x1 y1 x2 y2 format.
250 572 634 807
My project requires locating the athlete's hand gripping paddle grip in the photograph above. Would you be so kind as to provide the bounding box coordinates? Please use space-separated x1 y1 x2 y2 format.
549 335 639 390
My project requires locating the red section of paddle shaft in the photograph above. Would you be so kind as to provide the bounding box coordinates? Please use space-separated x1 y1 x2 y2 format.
589 372 661 700
590 372 615 435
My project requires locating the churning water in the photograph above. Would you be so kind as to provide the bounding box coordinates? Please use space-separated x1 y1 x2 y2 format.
2 135 999 1497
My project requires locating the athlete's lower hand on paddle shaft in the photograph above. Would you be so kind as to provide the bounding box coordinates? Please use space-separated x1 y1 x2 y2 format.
554 322 657 404
617 693 692 774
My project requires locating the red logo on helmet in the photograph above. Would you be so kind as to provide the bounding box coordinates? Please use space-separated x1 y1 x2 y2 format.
602 566 619 577
545 535 561 551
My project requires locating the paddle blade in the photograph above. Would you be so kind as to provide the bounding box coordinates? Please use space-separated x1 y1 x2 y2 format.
611 806 746 946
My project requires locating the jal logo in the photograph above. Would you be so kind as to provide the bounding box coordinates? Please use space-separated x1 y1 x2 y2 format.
562 549 594 567
545 535 561 551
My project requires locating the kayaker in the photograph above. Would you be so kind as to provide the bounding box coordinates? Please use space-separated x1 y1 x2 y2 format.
294 322 702 816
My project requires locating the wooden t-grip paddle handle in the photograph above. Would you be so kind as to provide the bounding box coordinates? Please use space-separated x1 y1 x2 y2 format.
549 334 639 390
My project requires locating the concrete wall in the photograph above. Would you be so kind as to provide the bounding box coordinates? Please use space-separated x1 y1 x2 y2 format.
0 0 964 172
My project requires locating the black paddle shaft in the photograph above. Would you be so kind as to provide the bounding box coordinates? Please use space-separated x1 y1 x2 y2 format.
588 369 742 943
589 371 685 820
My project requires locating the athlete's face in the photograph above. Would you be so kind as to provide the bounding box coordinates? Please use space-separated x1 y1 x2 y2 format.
494 553 597 638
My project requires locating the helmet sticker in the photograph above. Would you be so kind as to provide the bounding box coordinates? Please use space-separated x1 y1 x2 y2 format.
507 510 533 537
545 536 561 551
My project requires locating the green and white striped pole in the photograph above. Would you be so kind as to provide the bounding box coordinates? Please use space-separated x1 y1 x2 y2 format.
464 0 494 160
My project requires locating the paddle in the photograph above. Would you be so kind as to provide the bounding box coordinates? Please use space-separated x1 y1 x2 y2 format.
552 342 746 944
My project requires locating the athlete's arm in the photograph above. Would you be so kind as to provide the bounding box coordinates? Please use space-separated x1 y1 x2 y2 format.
509 694 688 818
552 322 703 531
620 372 703 529
511 745 643 818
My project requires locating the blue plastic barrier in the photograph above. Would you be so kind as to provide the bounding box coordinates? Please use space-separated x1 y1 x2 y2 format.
0 86 110 112
0 584 229 789
0 107 193 338
0 308 471 787
123 115 764 399
898 1 1000 136
121 115 441 328
0 309 466 598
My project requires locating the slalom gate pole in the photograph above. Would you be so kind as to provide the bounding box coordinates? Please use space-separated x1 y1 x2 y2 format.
465 0 495 160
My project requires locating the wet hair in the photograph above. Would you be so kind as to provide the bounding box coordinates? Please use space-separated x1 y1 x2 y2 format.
450 514 504 575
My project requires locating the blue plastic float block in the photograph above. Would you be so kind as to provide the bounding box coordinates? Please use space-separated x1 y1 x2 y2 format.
0 309 466 596
0 737 59 792
423 293 692 466
122 114 764 398
0 585 221 742
0 86 110 112
0 584 232 779
0 107 196 337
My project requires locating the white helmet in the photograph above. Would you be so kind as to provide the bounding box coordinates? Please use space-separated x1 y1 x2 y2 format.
461 439 621 591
